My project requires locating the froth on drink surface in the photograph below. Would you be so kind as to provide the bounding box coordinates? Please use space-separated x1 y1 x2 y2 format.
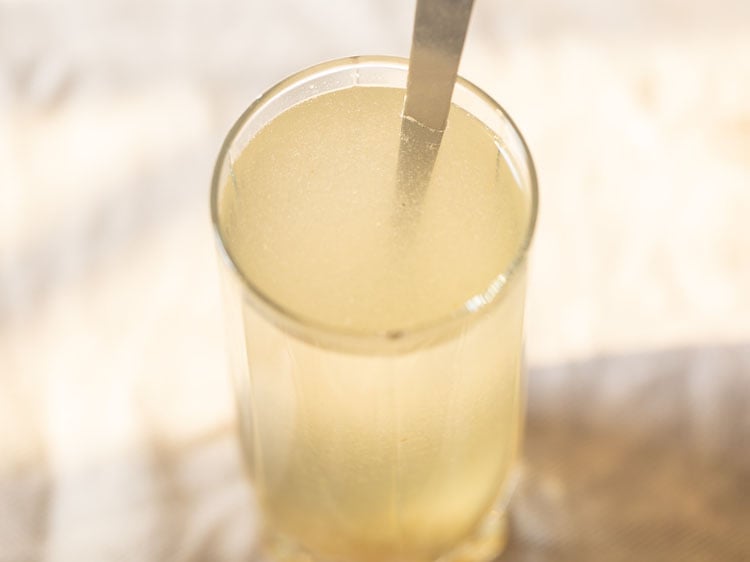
220 86 529 334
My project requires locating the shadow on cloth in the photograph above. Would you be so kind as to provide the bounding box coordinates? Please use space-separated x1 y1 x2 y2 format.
505 343 750 561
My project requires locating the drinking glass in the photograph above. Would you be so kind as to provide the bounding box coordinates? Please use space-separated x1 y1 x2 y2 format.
211 56 538 562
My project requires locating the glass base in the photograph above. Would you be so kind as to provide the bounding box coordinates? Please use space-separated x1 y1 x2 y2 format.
438 508 509 562
259 508 509 562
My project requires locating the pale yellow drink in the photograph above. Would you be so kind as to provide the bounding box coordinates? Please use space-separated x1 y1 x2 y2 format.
215 62 534 562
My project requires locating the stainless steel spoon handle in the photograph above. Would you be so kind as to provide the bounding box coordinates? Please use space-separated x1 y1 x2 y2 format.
403 0 475 132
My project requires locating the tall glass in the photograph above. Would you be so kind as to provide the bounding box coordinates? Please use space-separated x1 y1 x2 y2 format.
211 57 538 562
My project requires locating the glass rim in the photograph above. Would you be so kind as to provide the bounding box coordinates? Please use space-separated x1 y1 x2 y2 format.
211 55 539 352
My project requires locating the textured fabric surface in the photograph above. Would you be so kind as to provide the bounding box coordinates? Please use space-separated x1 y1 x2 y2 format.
1 0 749 560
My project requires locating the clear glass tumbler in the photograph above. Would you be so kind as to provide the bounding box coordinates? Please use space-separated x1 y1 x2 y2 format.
211 56 538 562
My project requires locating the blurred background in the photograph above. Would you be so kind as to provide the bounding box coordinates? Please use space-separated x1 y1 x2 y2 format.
1 0 748 560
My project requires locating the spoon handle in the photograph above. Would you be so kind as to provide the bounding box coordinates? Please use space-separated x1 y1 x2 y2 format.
403 0 475 132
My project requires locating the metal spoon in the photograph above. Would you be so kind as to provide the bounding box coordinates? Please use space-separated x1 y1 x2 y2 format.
396 0 475 213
